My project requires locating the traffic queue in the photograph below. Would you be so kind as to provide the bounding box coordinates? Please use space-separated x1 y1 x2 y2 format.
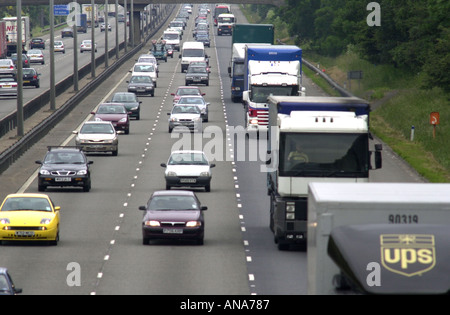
0 3 215 252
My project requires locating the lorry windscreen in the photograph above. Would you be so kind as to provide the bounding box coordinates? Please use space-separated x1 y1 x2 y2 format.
233 62 245 76
279 133 369 177
251 86 298 103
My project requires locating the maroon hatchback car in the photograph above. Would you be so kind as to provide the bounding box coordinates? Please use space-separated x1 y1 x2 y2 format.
91 103 130 134
139 190 207 245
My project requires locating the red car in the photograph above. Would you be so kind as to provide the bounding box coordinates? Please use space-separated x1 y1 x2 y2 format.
91 103 130 134
171 86 205 104
139 190 207 245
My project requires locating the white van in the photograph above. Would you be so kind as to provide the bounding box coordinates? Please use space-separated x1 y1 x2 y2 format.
162 29 181 51
179 42 208 73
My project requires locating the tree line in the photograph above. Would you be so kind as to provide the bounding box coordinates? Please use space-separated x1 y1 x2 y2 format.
247 0 449 93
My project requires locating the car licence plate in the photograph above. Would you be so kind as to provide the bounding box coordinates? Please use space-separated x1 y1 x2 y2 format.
15 231 35 237
55 177 71 182
180 178 197 183
163 229 183 234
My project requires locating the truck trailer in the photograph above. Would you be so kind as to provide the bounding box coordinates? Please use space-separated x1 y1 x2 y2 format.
243 46 304 133
0 21 7 59
307 182 450 295
3 16 30 56
266 96 383 250
228 24 274 103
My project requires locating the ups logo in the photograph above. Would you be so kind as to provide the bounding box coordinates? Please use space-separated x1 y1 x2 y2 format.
380 234 436 277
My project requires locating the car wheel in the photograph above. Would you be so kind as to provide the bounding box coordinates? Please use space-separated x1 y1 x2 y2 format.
205 184 211 192
50 231 59 246
38 184 46 192
112 149 118 156
83 182 91 192
125 128 130 135
166 184 171 190
196 238 204 245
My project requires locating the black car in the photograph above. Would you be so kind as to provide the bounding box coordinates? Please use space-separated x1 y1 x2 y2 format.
139 190 207 245
185 65 209 86
22 68 40 88
61 28 74 38
195 33 210 47
110 92 142 120
29 38 46 49
127 75 155 97
10 54 30 69
35 147 93 192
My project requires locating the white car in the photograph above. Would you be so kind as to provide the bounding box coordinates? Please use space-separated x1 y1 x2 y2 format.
27 49 45 64
80 40 97 53
168 104 202 134
137 54 158 75
0 77 18 98
161 150 215 192
175 95 209 122
73 121 119 156
100 23 112 32
131 63 158 87
54 41 65 54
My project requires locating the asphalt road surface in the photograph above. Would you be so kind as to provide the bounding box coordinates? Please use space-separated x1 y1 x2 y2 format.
0 4 425 296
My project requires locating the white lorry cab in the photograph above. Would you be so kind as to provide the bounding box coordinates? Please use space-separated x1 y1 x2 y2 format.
162 29 181 51
217 13 236 36
179 42 208 73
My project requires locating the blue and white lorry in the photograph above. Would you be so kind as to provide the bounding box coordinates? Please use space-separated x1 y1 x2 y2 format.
228 24 274 103
265 96 383 250
242 45 305 133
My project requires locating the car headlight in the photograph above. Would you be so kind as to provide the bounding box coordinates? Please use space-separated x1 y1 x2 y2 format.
95 117 103 121
170 117 178 122
40 218 52 225
0 218 10 224
77 170 87 175
200 172 210 177
144 220 160 227
119 117 127 123
40 169 50 175
186 221 202 227
167 171 177 177
130 107 138 111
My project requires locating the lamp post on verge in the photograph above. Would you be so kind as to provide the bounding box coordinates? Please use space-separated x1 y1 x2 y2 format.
16 0 24 137
49 0 56 111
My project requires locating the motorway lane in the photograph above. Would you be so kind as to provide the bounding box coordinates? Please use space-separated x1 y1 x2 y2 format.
216 5 426 296
0 5 250 295
0 4 427 296
0 23 128 119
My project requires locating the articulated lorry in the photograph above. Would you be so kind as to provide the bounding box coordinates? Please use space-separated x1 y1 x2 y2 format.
243 46 304 133
2 16 30 56
228 24 274 103
266 96 383 250
307 182 450 295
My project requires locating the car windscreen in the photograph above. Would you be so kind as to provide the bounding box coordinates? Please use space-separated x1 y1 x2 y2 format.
80 124 115 134
43 151 85 164
1 197 52 212
168 152 208 165
148 195 199 211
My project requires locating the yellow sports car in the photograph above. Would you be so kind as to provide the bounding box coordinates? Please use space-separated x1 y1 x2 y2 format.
0 194 61 245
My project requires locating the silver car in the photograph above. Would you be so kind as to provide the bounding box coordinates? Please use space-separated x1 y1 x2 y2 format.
27 49 45 65
0 59 17 79
80 40 97 53
168 105 202 133
74 121 119 156
0 77 18 98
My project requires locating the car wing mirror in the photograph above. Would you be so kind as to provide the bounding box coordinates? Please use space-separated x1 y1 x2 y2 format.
160 163 167 167
138 206 147 211
201 206 208 211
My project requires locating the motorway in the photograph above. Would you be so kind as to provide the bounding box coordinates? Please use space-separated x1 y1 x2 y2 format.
0 4 425 296
0 18 129 120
